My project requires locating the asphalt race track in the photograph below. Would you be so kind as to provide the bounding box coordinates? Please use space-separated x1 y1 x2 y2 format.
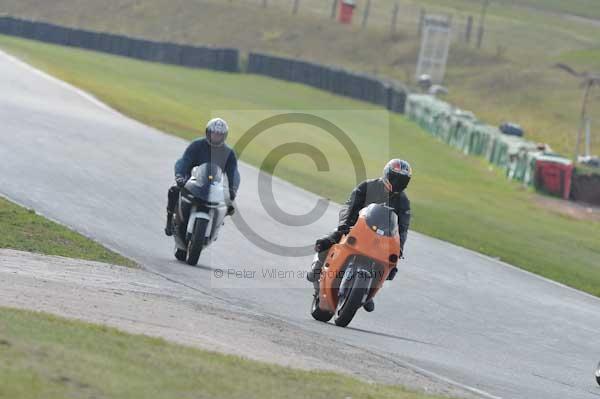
1 49 600 399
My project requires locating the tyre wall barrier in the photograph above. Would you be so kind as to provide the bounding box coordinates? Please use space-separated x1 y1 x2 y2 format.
0 16 239 72
247 52 407 113
0 17 409 111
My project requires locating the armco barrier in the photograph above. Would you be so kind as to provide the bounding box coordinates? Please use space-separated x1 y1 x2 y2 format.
247 52 407 114
0 16 239 72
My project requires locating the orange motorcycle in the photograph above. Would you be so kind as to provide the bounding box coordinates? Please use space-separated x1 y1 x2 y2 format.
310 203 401 327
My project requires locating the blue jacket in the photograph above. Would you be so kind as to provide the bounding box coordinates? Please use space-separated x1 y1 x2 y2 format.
174 138 240 196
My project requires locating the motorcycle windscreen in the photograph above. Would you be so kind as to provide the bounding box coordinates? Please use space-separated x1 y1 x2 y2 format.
187 163 224 202
363 203 398 237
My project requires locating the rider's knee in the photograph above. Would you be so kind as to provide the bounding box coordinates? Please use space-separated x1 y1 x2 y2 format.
167 186 180 211
317 250 328 262
168 185 180 199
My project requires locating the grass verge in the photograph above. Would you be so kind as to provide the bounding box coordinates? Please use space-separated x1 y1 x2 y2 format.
0 35 599 296
0 306 448 399
0 196 134 267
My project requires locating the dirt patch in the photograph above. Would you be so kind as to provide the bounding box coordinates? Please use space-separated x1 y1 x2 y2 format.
535 195 600 222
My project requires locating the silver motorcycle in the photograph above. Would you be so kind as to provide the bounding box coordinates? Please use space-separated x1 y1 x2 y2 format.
172 163 229 265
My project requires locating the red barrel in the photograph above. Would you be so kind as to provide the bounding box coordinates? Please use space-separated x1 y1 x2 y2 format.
339 0 356 24
534 156 574 199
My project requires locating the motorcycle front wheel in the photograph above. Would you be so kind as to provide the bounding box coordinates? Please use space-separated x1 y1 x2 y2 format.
186 218 208 266
334 273 368 327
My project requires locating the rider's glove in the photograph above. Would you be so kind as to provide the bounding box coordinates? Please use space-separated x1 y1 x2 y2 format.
314 237 328 253
227 205 236 216
337 224 350 235
314 237 334 253
315 230 343 252
387 266 398 281
175 175 186 188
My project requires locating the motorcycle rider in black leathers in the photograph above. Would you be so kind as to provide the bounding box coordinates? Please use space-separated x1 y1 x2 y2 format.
307 159 412 312
164 118 240 236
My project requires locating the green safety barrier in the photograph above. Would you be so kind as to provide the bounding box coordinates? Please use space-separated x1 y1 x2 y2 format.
405 94 574 188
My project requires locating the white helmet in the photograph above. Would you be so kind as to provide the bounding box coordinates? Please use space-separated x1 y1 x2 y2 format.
205 117 229 146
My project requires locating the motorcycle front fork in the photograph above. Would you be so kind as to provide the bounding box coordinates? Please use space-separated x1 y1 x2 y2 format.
311 252 324 294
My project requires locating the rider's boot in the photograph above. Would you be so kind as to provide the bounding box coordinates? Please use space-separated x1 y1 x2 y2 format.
363 298 375 312
306 258 323 283
164 211 174 236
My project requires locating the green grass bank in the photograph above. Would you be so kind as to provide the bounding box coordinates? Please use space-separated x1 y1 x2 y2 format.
0 196 133 267
0 307 448 399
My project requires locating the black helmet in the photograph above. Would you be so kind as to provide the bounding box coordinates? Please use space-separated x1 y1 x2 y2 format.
205 117 229 147
383 159 412 193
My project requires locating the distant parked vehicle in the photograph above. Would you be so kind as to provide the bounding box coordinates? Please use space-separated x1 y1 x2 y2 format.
499 122 524 137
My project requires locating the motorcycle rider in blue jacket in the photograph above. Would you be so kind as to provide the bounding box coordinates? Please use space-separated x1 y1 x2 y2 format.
165 118 240 236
